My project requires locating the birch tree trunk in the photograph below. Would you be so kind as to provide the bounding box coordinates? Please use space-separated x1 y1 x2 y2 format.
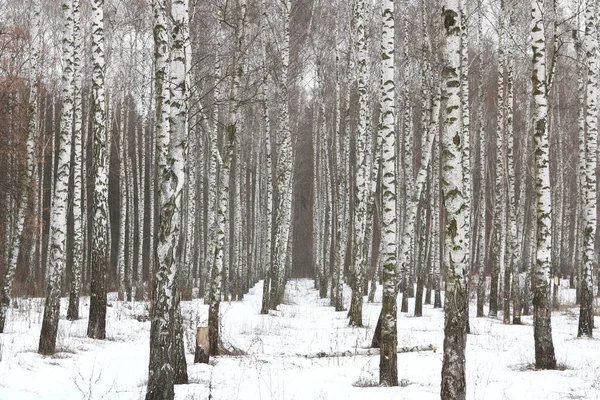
126 105 134 302
400 6 414 311
475 0 486 318
530 0 557 370
87 0 109 341
259 0 273 313
440 3 468 398
313 65 324 299
506 19 520 324
39 0 75 355
146 0 190 396
578 0 597 338
490 0 506 319
117 95 127 302
348 0 370 327
459 0 472 334
205 21 222 305
270 0 293 310
67 0 83 321
379 0 397 386
432 132 442 310
333 30 348 312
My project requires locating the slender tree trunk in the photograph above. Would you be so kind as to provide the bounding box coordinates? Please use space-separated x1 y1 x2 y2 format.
87 0 109 341
146 0 190 396
270 0 292 311
379 0 397 386
490 0 506 319
117 95 127 302
475 0 486 318
530 0 557 370
440 3 468 399
578 0 597 338
259 1 273 313
459 0 472 333
67 0 83 321
38 0 75 355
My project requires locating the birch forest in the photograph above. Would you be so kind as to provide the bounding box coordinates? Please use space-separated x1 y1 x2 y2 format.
0 0 599 399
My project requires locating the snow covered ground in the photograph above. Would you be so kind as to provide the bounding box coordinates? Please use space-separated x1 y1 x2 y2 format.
0 279 599 400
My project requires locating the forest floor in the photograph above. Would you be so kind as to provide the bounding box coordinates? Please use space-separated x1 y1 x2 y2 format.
0 279 599 400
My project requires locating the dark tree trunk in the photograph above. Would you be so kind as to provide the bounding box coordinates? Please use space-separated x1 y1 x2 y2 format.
434 278 442 309
400 279 409 312
87 234 107 339
489 261 499 317
208 299 220 356
533 287 557 369
476 271 485 317
38 289 61 355
440 283 468 400
371 312 382 348
173 291 188 384
503 268 511 324
414 273 424 317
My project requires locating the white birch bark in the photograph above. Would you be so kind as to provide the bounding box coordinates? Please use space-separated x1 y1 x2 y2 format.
505 15 520 324
440 3 468 398
313 65 324 297
578 0 597 338
379 0 397 386
136 120 146 300
149 0 171 298
147 0 190 394
126 105 134 301
184 131 197 295
459 0 472 288
490 1 507 318
260 0 273 313
205 22 222 304
400 4 414 308
87 0 109 341
333 32 347 312
475 0 486 317
171 0 191 300
349 0 370 327
39 0 75 355
67 0 83 320
117 95 127 302
270 0 293 310
530 0 556 370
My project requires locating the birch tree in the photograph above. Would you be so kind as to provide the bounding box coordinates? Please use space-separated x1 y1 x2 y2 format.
333 29 349 312
269 0 293 310
87 0 109 340
378 0 397 386
475 0 487 318
259 0 273 314
348 0 370 326
67 0 83 321
146 0 190 396
490 0 507 319
39 0 75 355
530 0 556 370
578 0 597 338
440 2 468 398
503 4 522 325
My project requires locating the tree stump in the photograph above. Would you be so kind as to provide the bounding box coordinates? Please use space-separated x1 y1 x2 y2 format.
194 327 209 364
